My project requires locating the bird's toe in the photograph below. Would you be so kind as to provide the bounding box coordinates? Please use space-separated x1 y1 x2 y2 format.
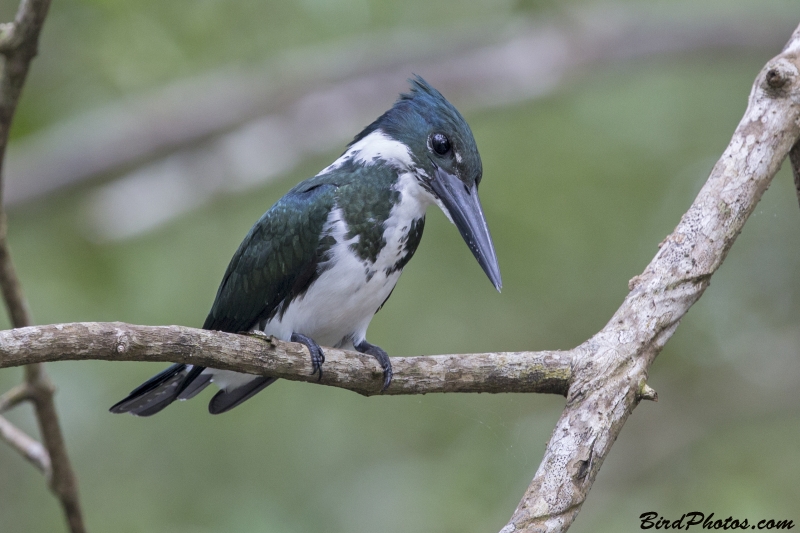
354 339 392 393
291 332 325 382
381 365 393 392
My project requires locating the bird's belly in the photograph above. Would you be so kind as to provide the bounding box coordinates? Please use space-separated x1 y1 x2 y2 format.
210 264 399 393
260 187 426 349
261 252 402 348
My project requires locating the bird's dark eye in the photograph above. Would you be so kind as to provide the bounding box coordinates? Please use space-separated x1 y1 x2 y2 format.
430 133 451 155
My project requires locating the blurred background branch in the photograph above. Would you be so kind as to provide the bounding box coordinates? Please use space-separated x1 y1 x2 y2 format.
3 3 795 241
0 1 86 532
0 413 51 475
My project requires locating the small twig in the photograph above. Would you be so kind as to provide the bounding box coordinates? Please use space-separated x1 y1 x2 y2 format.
0 214 31 326
0 414 51 475
0 381 32 412
638 382 658 402
0 23 16 53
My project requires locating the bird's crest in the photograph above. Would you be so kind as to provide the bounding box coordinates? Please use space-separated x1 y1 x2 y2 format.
349 75 469 148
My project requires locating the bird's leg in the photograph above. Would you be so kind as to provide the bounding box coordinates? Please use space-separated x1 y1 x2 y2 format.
291 332 325 381
354 340 393 392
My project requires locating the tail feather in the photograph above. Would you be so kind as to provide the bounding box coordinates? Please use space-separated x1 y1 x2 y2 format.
208 376 277 415
178 369 213 400
131 395 183 417
110 363 206 416
111 364 278 416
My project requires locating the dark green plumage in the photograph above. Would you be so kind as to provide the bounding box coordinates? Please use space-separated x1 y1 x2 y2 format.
338 163 400 263
203 183 337 332
202 159 410 333
386 217 425 276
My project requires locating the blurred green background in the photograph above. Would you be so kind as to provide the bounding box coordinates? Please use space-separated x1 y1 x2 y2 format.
1 0 799 532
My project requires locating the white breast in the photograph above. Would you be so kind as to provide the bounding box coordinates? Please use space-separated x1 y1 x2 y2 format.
260 172 433 349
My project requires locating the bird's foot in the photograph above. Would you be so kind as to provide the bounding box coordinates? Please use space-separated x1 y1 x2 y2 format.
291 332 325 381
354 340 392 392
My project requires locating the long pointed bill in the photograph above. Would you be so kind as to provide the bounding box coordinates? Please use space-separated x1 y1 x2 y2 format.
430 166 502 291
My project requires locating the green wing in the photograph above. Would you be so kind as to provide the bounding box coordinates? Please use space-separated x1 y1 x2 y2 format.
203 183 338 333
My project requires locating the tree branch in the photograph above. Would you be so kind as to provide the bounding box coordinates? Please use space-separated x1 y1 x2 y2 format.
0 322 572 397
0 381 32 412
0 414 51 475
500 22 800 533
1 1 86 532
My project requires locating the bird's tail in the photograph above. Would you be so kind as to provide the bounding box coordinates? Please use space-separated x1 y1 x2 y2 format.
207 375 277 414
109 364 210 416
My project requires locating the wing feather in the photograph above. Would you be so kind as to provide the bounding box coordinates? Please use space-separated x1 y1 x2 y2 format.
203 183 338 333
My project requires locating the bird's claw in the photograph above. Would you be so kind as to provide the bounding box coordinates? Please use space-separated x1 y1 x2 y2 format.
381 366 393 392
310 351 325 381
291 332 325 382
354 339 393 393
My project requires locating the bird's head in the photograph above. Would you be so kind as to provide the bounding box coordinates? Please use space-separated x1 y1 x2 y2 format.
352 76 501 291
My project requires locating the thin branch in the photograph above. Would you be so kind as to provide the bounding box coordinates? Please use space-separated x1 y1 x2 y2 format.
0 214 30 326
0 0 51 193
0 322 572 397
0 381 32 412
500 22 800 533
22 363 85 533
0 0 49 54
1 1 86 533
0 414 51 475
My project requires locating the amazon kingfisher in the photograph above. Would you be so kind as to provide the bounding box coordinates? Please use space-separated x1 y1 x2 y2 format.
110 76 501 416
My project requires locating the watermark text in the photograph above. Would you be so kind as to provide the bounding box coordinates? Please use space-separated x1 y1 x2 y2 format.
640 512 794 530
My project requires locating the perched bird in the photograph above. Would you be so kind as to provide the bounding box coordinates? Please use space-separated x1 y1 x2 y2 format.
110 76 501 416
